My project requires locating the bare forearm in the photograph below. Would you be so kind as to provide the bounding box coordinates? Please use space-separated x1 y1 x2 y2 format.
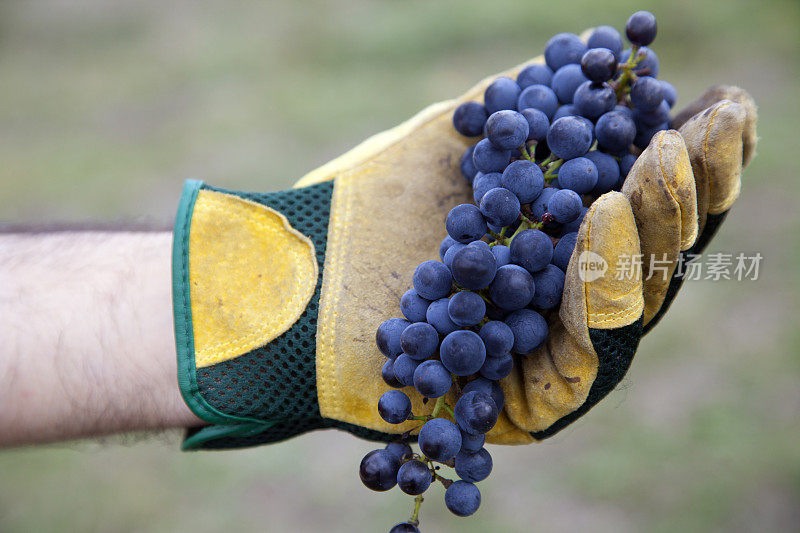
0 231 201 447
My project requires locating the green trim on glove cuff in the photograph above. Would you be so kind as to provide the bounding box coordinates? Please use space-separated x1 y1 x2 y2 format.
173 179 404 450
172 180 334 449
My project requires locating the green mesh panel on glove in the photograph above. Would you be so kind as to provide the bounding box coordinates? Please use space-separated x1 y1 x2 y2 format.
186 181 399 450
532 319 643 440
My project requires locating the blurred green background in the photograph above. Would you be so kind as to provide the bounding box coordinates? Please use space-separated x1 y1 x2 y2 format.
1 0 798 531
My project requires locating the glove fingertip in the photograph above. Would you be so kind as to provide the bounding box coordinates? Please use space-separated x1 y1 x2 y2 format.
562 191 644 333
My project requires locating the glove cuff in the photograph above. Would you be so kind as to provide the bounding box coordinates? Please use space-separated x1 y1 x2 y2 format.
172 179 332 449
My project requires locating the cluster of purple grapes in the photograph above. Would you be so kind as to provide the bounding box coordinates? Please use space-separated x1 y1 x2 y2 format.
364 11 672 532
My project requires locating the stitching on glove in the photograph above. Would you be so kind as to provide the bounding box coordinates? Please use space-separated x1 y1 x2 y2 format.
606 285 642 302
180 184 196 401
579 201 642 328
589 305 642 323
582 203 594 322
316 177 350 421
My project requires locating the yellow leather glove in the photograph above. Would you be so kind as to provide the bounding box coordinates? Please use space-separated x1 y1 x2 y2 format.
172 53 757 449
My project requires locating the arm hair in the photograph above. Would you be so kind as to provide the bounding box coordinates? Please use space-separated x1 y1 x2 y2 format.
0 231 202 447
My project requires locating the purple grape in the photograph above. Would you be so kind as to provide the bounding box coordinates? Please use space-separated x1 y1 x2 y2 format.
505 309 548 354
501 160 544 204
491 244 511 267
460 430 486 453
418 418 462 462
486 110 530 150
382 359 403 388
451 244 497 290
517 63 554 89
553 232 578 272
480 187 521 227
463 377 505 411
545 33 586 71
413 360 452 398
473 138 511 173
580 48 618 83
426 297 459 335
547 116 593 159
484 77 521 114
378 390 412 424
626 10 657 47
454 447 493 483
393 354 421 387
453 101 488 137
454 391 498 435
547 189 583 224
397 460 432 495
521 108 550 142
517 84 559 120
509 229 553 273
531 264 566 309
479 352 513 380
558 157 599 194
587 25 623 59
385 441 413 461
551 64 587 104
376 318 411 359
401 322 439 360
440 330 486 376
412 260 452 300
445 481 481 517
360 449 400 492
446 203 487 244
448 290 486 327
488 264 535 311
478 321 514 357
400 288 431 323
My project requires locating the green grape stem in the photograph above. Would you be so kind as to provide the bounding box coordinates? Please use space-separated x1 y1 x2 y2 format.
410 394 454 423
543 159 564 182
430 395 449 418
501 215 544 246
409 495 423 526
517 143 535 161
614 45 644 102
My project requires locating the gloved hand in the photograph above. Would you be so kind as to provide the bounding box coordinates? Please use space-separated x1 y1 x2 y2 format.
172 54 757 450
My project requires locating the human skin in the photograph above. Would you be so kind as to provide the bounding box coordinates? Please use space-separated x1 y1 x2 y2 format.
0 231 202 447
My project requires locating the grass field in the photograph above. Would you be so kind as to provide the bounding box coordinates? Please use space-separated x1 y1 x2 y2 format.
1 1 798 531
